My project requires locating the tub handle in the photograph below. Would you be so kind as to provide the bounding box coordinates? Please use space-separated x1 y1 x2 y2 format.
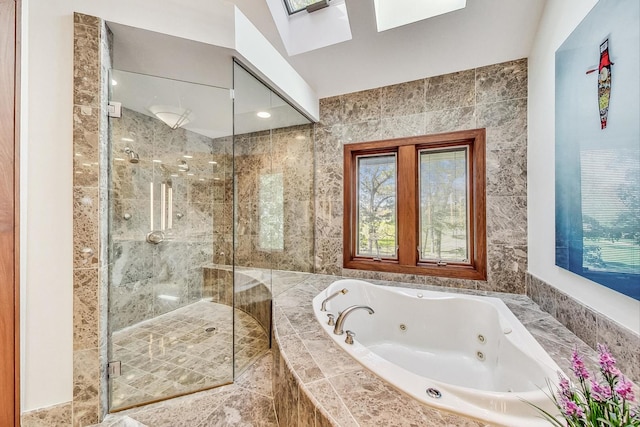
345 330 355 345
327 314 335 326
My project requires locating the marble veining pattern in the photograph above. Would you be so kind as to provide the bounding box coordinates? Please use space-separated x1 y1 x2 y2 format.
233 124 315 273
315 58 529 295
91 352 275 427
109 300 268 411
527 273 640 384
73 13 112 426
31 272 634 427
22 402 73 427
273 274 638 427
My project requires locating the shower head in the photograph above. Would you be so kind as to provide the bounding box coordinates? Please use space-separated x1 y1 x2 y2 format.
124 147 140 164
177 159 189 172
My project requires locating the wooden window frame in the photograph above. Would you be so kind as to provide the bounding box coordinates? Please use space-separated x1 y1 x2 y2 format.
343 129 486 280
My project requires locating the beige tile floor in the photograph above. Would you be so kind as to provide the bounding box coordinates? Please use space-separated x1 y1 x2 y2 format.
98 351 276 427
110 301 269 410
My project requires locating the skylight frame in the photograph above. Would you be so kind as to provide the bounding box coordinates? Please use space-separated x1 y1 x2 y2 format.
283 0 328 15
374 0 467 32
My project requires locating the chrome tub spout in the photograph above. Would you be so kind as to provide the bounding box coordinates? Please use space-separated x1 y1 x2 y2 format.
333 305 374 335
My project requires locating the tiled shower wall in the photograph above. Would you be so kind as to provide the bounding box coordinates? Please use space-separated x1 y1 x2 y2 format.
233 124 315 272
109 107 229 330
314 59 529 294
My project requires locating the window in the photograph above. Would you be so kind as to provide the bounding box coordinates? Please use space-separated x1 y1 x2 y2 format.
284 0 328 14
343 129 487 280
259 172 284 251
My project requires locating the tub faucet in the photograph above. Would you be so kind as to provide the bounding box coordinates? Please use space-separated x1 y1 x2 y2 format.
333 305 374 335
320 288 348 311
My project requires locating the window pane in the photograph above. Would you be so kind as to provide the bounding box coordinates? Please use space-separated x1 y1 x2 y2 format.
284 0 324 14
259 173 284 250
356 154 397 258
419 148 468 262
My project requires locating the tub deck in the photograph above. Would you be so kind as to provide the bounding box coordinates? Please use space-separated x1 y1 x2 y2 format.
272 275 611 427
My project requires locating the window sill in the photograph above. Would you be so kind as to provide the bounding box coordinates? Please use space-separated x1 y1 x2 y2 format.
344 259 487 281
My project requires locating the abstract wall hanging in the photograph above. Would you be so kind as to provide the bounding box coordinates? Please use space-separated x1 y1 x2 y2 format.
555 0 639 300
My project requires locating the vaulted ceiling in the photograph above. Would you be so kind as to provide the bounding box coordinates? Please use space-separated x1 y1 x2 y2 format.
229 0 548 97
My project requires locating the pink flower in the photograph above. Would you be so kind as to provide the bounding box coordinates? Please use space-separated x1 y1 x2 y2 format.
614 377 635 402
571 349 590 380
590 379 612 402
597 344 620 377
563 400 584 419
558 374 573 400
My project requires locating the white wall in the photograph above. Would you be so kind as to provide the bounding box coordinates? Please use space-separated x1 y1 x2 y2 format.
528 0 640 334
21 0 317 412
22 0 74 411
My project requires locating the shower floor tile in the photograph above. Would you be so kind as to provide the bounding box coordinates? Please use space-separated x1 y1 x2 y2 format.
110 300 269 410
97 352 276 427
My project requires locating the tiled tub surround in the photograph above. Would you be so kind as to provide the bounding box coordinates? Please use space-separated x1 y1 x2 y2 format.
272 274 638 426
109 300 268 410
315 59 529 294
527 273 640 384
312 279 561 426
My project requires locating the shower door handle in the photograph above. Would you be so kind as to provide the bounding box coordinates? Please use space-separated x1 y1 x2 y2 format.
146 230 165 244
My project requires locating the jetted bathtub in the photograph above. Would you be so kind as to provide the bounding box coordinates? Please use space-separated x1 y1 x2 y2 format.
312 279 562 427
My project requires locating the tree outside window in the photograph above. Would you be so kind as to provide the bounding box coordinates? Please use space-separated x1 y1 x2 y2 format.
343 129 486 280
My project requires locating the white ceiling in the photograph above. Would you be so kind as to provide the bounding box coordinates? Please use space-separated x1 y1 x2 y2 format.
229 0 548 97
108 0 548 138
109 23 311 138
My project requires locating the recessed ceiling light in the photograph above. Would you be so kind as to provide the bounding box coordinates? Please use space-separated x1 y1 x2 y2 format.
208 161 218 165
257 111 271 119
152 159 162 163
114 157 125 161
111 79 117 86
187 173 194 176
121 137 134 142
183 155 193 159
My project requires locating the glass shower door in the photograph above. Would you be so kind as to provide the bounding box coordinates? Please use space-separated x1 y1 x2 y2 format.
107 70 234 410
231 62 314 376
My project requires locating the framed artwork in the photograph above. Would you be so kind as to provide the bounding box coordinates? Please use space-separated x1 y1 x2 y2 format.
555 0 639 300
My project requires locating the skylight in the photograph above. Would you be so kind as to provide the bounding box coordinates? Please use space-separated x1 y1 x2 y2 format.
284 0 328 15
374 0 467 32
266 0 352 56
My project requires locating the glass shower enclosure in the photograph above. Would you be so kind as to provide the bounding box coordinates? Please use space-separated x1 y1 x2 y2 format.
107 70 237 409
106 62 313 411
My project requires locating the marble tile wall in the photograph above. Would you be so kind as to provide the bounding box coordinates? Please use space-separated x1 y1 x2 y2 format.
234 124 315 273
203 266 272 342
527 273 640 384
315 59 529 294
21 402 73 427
69 13 111 427
109 108 227 330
